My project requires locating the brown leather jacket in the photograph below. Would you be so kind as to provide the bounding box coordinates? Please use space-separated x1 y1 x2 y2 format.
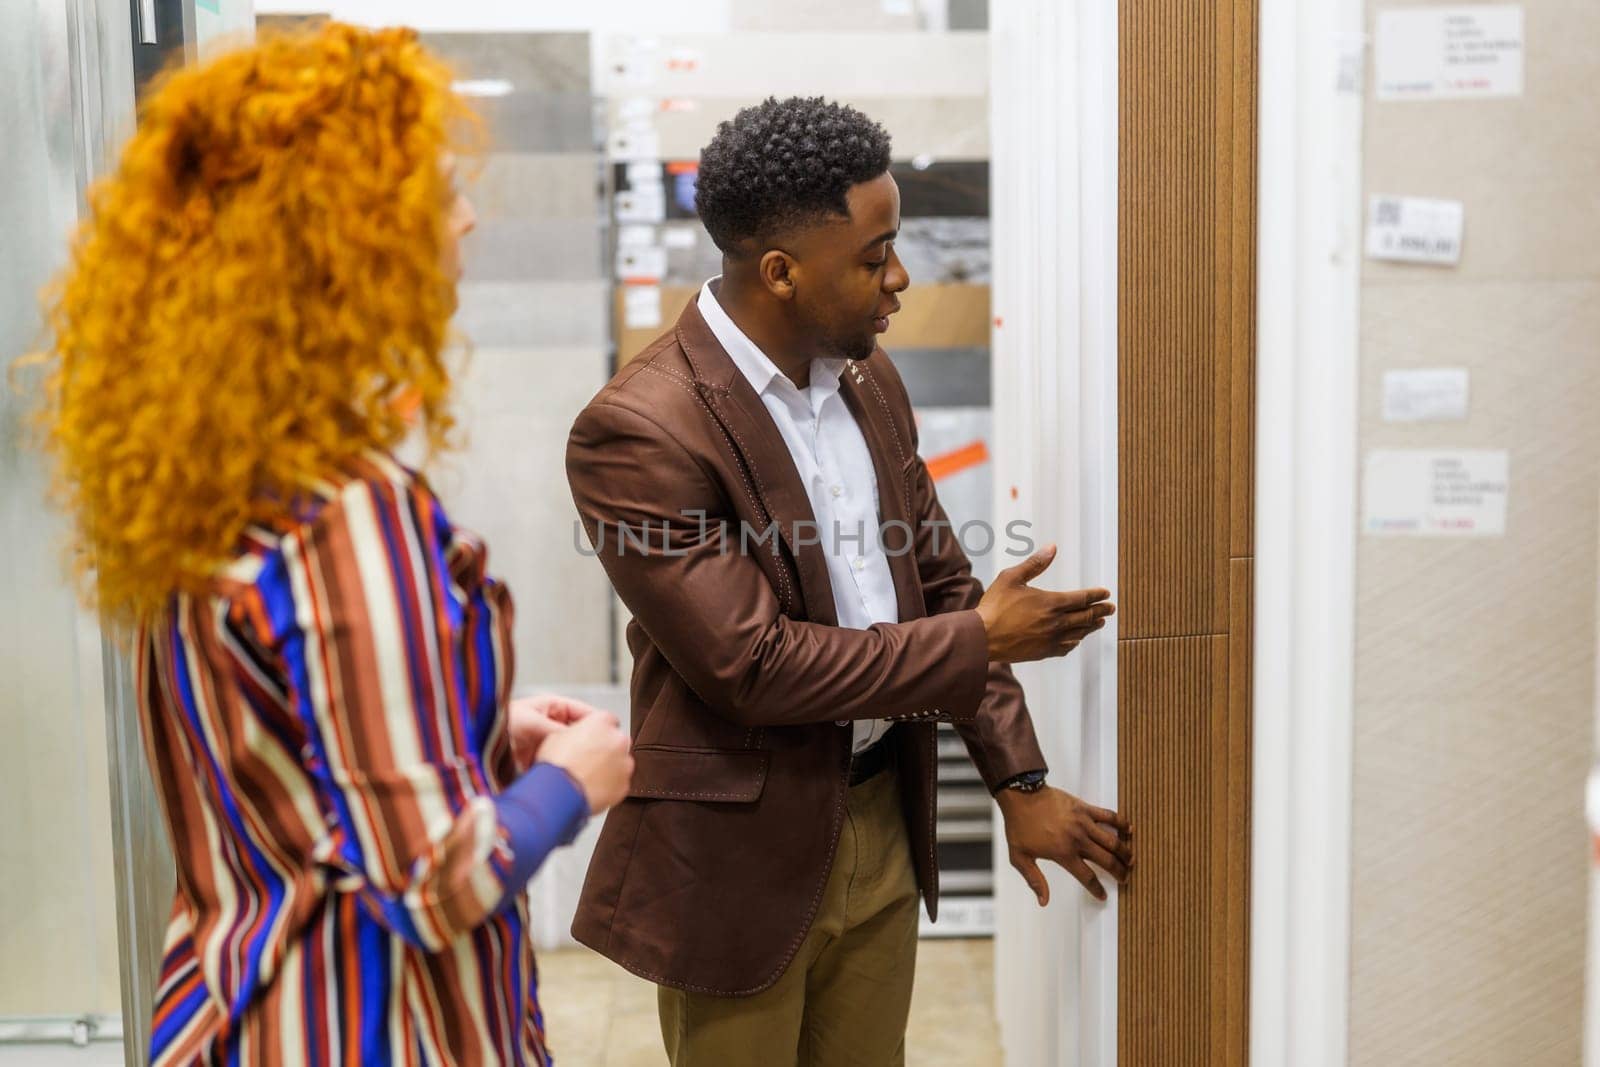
564 298 1046 996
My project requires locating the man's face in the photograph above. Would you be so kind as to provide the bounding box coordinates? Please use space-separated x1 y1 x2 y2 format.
788 172 909 361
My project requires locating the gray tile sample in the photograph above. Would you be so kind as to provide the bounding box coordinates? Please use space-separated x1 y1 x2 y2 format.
659 221 723 285
891 161 989 217
472 92 598 154
886 347 991 407
429 346 614 684
454 281 610 348
948 0 989 31
422 32 590 93
472 153 603 222
896 217 991 285
462 219 604 283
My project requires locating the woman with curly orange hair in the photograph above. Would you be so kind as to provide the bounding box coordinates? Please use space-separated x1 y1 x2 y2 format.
27 23 631 1065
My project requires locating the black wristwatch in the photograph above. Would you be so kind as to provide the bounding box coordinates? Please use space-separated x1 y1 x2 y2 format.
995 770 1048 795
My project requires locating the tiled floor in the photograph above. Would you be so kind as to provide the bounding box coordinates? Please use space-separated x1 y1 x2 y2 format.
0 939 1000 1066
537 937 1001 1067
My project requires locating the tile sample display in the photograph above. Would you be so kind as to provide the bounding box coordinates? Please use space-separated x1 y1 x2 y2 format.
594 32 988 99
462 220 605 282
1350 281 1599 1063
424 31 592 92
472 153 605 220
890 161 990 216
435 32 612 688
1363 1 1598 284
610 95 991 160
458 281 610 348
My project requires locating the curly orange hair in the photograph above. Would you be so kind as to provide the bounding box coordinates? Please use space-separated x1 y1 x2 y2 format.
27 22 480 624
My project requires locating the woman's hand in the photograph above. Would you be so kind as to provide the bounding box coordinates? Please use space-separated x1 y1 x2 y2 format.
537 713 634 816
508 693 610 772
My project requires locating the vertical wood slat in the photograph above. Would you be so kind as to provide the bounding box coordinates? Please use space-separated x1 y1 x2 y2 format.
1118 0 1258 1063
1226 558 1253 1067
1228 1 1260 559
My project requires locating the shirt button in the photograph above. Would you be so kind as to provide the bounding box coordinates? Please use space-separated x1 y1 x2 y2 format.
853 556 866 571
830 485 842 498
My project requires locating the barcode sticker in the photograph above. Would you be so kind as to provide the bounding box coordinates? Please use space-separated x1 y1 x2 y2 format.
1366 195 1464 266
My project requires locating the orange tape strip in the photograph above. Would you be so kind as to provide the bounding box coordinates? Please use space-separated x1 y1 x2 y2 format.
925 439 990 482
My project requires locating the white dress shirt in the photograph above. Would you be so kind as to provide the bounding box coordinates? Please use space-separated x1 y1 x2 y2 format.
697 280 896 753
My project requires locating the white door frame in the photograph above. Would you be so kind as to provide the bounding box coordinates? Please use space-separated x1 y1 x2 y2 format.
989 1 1119 1064
1251 0 1365 1063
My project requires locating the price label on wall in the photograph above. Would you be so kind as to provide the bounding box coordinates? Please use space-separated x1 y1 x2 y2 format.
1366 196 1465 266
1363 449 1508 537
1375 5 1524 101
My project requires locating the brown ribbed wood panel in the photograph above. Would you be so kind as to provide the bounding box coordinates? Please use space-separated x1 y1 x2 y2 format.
1118 0 1257 1062
1118 636 1226 1057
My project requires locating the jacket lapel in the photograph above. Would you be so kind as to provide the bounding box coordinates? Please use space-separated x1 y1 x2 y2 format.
839 359 927 623
675 299 840 627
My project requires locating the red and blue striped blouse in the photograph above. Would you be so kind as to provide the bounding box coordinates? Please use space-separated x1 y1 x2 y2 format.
135 452 587 1065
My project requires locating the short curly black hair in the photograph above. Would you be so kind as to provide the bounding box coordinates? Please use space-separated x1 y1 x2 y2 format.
695 97 892 255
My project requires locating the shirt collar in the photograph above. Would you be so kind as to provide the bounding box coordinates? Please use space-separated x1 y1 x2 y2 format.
697 278 846 404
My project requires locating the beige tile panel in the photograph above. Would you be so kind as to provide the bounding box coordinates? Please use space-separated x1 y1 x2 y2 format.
607 96 990 161
1349 695 1587 1066
1355 281 1600 705
1350 277 1600 1064
1361 0 1600 284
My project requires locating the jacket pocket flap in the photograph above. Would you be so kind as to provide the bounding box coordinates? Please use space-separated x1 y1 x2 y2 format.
628 746 770 803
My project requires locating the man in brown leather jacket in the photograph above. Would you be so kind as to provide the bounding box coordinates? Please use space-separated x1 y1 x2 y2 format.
566 97 1133 1065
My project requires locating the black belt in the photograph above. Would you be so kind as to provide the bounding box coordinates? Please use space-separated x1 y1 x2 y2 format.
848 740 893 786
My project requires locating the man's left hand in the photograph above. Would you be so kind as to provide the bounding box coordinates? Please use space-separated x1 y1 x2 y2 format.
996 786 1133 905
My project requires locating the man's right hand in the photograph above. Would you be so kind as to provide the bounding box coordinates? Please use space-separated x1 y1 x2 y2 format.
975 545 1114 663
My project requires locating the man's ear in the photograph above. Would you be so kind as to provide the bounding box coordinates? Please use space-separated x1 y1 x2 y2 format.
758 248 798 301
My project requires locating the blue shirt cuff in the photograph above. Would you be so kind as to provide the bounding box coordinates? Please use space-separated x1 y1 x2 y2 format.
496 762 591 887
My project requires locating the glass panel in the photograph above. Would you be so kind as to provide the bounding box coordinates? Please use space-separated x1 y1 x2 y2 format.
0 0 123 1051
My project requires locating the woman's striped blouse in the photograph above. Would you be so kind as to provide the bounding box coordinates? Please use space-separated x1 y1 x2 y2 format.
136 453 588 1065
